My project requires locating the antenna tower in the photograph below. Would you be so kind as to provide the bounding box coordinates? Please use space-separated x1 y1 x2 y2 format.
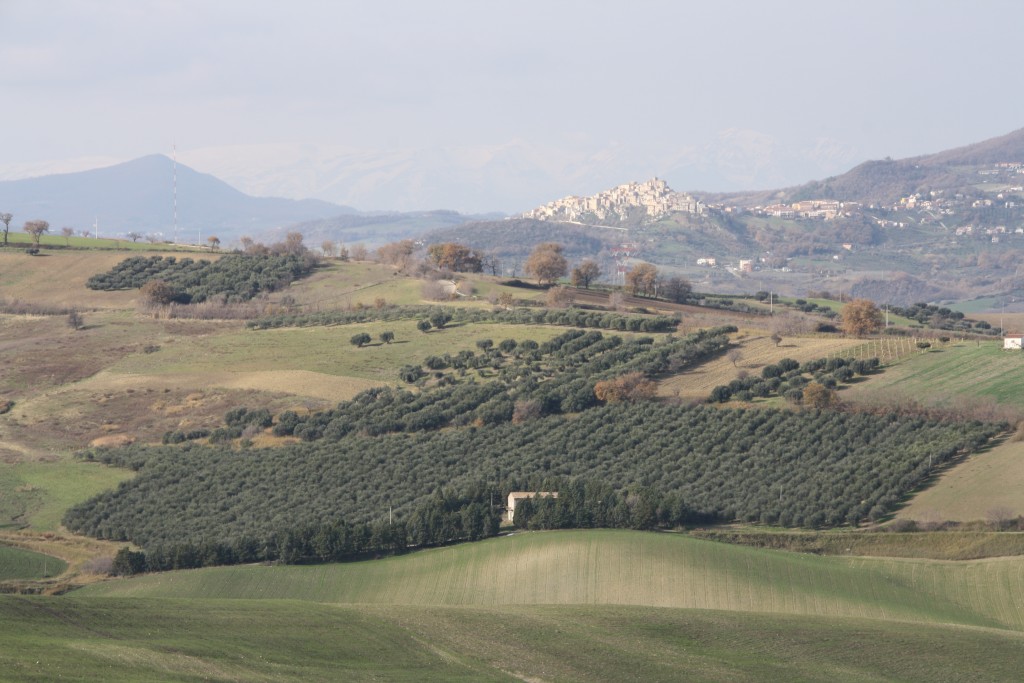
173 144 178 244
611 240 639 286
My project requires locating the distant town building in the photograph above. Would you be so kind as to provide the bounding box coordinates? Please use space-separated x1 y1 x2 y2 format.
738 259 754 273
1004 335 1023 350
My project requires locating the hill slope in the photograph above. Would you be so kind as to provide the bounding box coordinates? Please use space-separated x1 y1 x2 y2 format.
4 598 1023 683
710 127 1024 207
81 529 1024 631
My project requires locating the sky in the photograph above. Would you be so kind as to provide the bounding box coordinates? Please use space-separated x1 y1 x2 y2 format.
2 0 1024 212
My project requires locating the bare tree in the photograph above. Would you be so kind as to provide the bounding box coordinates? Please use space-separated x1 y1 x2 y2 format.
481 251 502 276
126 231 143 243
546 285 575 308
24 219 49 248
321 240 336 258
726 349 743 367
1 212 14 246
283 231 304 255
61 227 75 246
350 243 368 261
67 308 84 330
421 279 451 302
570 260 601 289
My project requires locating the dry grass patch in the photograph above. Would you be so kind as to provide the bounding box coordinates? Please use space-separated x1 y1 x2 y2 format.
0 250 173 309
658 335 864 400
897 439 1024 524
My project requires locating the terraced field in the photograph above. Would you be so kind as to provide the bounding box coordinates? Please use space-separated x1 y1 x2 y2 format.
82 529 1024 631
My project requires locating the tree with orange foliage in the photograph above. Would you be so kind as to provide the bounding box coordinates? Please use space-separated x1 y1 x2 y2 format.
427 242 483 272
593 372 657 403
841 298 883 337
525 242 568 286
625 262 658 297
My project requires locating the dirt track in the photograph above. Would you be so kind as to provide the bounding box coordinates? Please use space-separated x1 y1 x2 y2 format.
569 288 764 321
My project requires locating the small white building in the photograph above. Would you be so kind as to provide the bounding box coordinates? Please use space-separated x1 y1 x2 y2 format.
506 491 558 522
1004 335 1023 350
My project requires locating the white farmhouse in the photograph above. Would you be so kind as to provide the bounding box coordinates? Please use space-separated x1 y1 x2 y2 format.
506 491 558 522
1004 335 1023 350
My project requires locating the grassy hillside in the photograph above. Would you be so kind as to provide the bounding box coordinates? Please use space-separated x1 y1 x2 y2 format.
81 529 1024 631
896 438 1024 523
843 339 1024 411
4 598 1023 683
0 250 170 308
0 546 66 580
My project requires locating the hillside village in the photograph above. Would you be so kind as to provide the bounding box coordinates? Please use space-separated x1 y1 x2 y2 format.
513 160 1024 286
522 177 704 224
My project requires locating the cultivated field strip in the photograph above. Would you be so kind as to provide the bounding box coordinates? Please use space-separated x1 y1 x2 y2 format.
82 530 1024 630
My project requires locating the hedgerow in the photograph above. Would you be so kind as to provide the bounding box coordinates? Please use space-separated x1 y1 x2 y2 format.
245 305 679 332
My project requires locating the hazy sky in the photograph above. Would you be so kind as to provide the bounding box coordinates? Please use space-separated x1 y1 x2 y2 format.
2 0 1023 209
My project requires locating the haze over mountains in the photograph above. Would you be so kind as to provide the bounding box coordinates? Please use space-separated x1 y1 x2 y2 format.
2 127 1022 263
0 155 352 240
0 132 862 216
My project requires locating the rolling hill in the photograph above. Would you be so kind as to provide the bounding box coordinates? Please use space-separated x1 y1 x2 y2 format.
709 126 1024 208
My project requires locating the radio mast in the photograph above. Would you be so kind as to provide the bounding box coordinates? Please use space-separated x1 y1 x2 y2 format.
173 143 178 244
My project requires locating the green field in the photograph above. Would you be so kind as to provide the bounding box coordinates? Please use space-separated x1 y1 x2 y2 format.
81 529 1024 631
3 231 204 252
843 339 1024 407
0 459 134 531
0 545 67 580
33 529 1024 681
109 321 578 383
2 598 1023 683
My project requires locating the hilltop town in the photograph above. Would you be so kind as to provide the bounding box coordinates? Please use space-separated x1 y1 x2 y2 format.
522 178 703 224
